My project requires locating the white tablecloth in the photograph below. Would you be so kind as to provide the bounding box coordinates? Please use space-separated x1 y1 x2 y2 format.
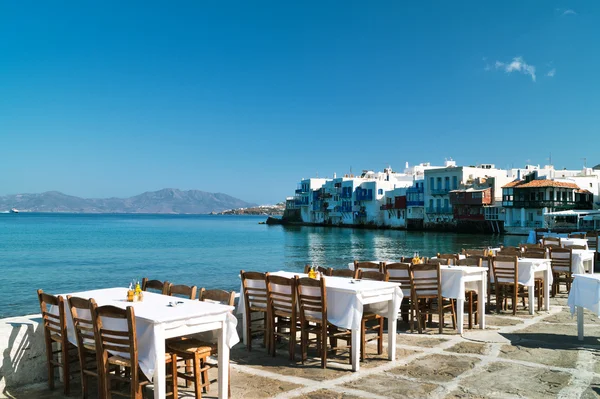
238 272 402 331
540 237 588 249
57 288 238 381
572 250 595 274
439 266 487 300
568 274 600 316
517 258 553 286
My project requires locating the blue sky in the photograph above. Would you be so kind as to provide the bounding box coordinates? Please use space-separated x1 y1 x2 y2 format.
1 1 598 204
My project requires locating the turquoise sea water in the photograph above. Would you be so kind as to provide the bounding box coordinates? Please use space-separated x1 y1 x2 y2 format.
0 213 522 319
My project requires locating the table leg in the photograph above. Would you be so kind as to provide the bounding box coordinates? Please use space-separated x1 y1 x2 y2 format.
544 266 551 311
153 325 166 399
577 306 584 341
528 284 535 315
456 298 464 335
351 328 360 372
242 305 248 345
218 321 230 399
387 296 397 361
478 273 486 329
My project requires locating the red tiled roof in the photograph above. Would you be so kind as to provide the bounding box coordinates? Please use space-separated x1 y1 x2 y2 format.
502 179 580 189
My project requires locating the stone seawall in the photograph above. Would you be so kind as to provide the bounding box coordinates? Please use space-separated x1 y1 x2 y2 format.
0 314 47 397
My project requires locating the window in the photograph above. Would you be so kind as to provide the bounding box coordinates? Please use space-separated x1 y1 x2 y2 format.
436 199 441 210
378 189 383 195
444 199 449 210
437 177 442 189
429 199 433 210
429 177 434 191
445 176 450 189
452 176 458 190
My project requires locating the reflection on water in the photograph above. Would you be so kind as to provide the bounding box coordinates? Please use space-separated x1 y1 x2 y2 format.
283 225 522 271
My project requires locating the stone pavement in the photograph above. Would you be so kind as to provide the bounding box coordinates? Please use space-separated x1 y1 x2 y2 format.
4 293 600 398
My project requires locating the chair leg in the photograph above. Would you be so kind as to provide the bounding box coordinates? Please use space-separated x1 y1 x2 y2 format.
438 299 443 334
495 284 502 313
409 300 414 333
467 292 473 330
192 354 202 399
377 318 383 355
62 342 70 395
321 323 327 369
512 286 517 315
201 357 209 394
45 338 55 390
170 356 178 398
289 319 296 361
360 318 366 361
185 359 192 388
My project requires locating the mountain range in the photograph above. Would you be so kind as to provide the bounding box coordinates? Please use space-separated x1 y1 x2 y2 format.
0 189 257 214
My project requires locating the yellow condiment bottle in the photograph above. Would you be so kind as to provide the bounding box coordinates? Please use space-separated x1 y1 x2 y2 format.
135 280 142 301
127 283 134 302
308 266 316 279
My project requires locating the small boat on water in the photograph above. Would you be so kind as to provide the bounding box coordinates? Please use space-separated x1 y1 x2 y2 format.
10 208 19 213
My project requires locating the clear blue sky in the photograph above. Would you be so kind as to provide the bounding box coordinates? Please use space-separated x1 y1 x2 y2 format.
1 1 598 204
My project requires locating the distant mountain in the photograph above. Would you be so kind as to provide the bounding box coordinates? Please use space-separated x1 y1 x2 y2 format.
0 189 257 214
216 202 286 216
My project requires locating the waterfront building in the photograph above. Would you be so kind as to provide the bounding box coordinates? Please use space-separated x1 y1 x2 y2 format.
502 171 595 233
380 187 408 228
423 161 511 229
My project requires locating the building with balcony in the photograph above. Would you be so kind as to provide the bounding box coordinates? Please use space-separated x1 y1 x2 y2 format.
502 172 594 232
380 187 408 228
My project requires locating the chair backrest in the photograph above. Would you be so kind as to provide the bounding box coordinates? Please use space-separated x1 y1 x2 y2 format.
240 270 268 311
303 264 331 275
549 247 572 273
93 305 137 378
466 255 490 269
295 276 326 324
37 289 68 343
497 246 520 256
427 258 448 265
456 257 481 267
357 269 389 281
543 237 561 247
67 296 98 356
569 233 586 239
587 233 599 251
141 278 170 295
535 228 549 242
353 260 383 273
199 288 235 306
385 262 412 295
265 274 297 318
436 253 458 265
411 263 441 299
563 244 587 250
462 249 485 256
330 268 357 278
520 243 541 250
492 255 518 285
168 284 197 299
523 249 546 259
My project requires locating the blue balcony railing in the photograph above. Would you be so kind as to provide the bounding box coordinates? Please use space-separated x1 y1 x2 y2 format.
406 200 424 207
356 192 373 201
430 188 450 195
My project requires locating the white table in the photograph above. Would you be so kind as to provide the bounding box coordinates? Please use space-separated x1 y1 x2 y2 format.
517 258 552 315
238 272 402 372
59 288 239 399
572 249 595 274
540 237 588 249
439 266 487 334
568 274 600 341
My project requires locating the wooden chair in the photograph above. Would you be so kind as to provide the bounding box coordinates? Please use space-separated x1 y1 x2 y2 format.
357 270 388 360
587 231 599 267
497 246 520 256
549 247 573 296
168 289 235 398
563 244 587 250
141 278 170 295
456 257 481 329
168 284 197 300
353 260 383 273
542 237 561 248
427 258 449 265
67 296 102 399
492 255 519 315
437 253 459 265
240 270 269 351
569 233 586 239
466 254 494 309
520 243 542 251
462 248 485 256
266 274 298 360
523 249 547 259
410 264 456 334
37 290 76 395
295 276 351 368
92 305 177 399
330 268 357 278
303 264 332 275
535 228 549 243
385 262 414 331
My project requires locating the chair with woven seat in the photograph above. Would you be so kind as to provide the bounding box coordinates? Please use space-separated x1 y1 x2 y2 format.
385 262 414 331
588 231 599 268
549 247 574 296
240 270 269 351
141 278 170 295
410 264 456 334
493 255 542 314
168 284 197 300
357 269 388 359
295 276 351 368
303 264 332 275
353 260 384 273
37 289 77 395
266 274 298 360
168 289 235 398
330 268 357 278
456 257 482 329
67 296 102 399
466 254 494 309
92 305 177 399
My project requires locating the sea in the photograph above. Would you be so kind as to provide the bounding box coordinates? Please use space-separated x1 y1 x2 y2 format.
0 213 523 319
